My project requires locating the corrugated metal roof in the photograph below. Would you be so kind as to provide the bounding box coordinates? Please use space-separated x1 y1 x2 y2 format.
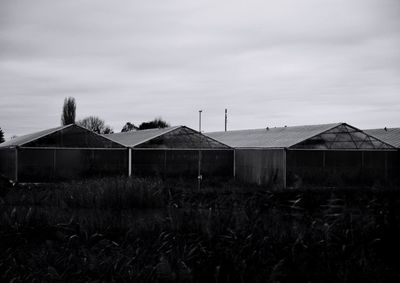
206 123 343 148
364 128 400 148
0 124 71 148
104 126 181 147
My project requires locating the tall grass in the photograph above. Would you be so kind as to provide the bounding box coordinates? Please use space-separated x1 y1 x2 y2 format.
0 177 400 282
2 177 167 209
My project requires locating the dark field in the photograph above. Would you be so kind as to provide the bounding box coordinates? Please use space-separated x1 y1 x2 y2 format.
1 177 400 282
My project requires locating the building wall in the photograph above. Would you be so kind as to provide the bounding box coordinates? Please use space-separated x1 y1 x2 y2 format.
17 148 128 182
286 150 399 186
131 149 233 178
234 149 286 187
0 148 16 181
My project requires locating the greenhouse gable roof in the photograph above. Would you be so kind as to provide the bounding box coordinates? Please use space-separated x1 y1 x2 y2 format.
0 124 125 148
207 123 340 148
0 125 70 148
207 123 395 150
364 128 400 148
104 126 181 147
105 126 231 149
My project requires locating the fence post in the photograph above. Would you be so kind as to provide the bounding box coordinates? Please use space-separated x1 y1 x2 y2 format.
384 151 388 181
14 147 18 183
283 149 287 189
198 150 202 190
53 148 57 180
163 150 167 179
233 150 236 178
128 148 132 177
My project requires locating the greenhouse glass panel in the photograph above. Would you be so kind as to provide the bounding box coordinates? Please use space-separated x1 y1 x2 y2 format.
136 127 230 149
291 124 393 150
25 125 124 148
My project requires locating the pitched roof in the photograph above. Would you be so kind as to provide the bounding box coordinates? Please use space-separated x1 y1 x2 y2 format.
104 126 182 147
206 123 341 148
0 124 71 148
0 124 126 148
206 123 395 150
104 126 231 149
364 128 400 148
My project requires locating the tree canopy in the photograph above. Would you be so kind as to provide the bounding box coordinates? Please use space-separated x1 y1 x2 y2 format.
0 127 4 143
138 118 170 130
77 116 113 134
61 97 76 125
121 122 138 132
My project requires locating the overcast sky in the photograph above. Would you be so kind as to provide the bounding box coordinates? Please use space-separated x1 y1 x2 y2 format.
1 0 399 138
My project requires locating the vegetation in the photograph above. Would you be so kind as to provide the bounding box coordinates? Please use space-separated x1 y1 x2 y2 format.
61 97 76 125
139 118 170 130
77 116 113 134
0 127 4 143
0 178 400 282
121 122 138 132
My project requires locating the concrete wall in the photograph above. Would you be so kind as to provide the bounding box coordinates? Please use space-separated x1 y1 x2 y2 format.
234 149 286 187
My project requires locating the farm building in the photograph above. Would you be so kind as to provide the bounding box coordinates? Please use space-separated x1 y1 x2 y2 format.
104 126 233 178
207 123 398 188
0 124 127 182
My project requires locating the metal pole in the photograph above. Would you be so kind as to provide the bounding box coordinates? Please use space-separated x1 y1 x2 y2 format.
198 110 203 190
199 110 202 133
225 108 227 132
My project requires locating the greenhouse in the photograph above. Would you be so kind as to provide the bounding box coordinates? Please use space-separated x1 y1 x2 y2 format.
0 124 127 182
105 126 233 178
207 123 398 187
364 127 400 148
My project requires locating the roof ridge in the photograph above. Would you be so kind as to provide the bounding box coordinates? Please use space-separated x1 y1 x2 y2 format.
207 122 341 134
106 125 180 136
364 127 400 130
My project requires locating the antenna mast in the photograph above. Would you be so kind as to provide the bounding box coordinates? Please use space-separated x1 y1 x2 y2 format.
199 110 202 132
224 109 227 131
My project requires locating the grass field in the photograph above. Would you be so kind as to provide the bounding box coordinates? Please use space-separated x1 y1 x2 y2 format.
1 177 400 282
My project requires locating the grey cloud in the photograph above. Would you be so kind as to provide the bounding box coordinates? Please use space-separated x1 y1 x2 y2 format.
0 0 399 138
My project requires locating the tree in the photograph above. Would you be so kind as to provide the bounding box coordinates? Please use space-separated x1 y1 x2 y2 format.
138 118 170 130
76 116 114 134
0 127 4 143
61 97 76 125
121 122 138 132
103 127 113 134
